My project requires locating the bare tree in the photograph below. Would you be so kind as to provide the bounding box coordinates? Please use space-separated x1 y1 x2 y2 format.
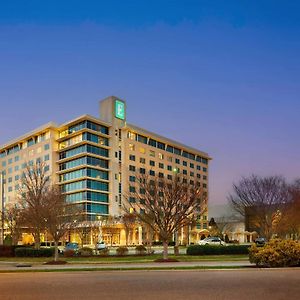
124 174 207 260
276 179 300 239
43 186 75 261
4 204 22 245
18 161 50 249
122 213 136 246
228 175 290 240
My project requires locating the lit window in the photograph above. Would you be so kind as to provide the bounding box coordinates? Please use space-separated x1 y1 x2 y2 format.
128 132 136 140
158 153 164 160
149 150 155 157
129 143 135 151
139 147 145 154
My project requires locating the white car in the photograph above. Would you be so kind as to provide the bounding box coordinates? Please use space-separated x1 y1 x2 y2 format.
198 237 225 246
96 241 107 250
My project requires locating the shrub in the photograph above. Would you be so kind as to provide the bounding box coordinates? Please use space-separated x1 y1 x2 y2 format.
249 239 300 268
0 245 14 257
79 247 93 257
186 244 250 255
116 246 129 256
64 249 75 257
15 247 54 257
98 248 110 256
135 245 147 255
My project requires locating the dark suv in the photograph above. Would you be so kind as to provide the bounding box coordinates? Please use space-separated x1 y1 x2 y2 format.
255 237 266 246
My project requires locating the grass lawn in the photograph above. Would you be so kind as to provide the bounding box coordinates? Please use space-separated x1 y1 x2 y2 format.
0 254 249 264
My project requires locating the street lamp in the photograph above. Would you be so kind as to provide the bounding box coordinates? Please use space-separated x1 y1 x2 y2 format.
0 171 5 245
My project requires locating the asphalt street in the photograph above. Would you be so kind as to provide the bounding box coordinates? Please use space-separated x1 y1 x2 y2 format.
0 269 299 300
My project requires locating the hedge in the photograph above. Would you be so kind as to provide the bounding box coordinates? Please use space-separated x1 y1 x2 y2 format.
15 247 55 257
116 246 129 256
186 244 250 255
0 245 27 257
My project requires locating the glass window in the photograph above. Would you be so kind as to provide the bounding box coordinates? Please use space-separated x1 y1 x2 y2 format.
175 158 180 164
129 155 135 161
159 163 164 169
157 142 165 150
129 176 136 182
139 147 145 154
149 160 155 166
137 134 147 144
140 157 146 164
149 150 155 157
129 197 136 203
44 144 50 150
129 186 136 192
174 147 181 155
140 168 145 174
129 165 136 172
166 145 174 153
148 139 157 147
190 163 194 169
129 143 135 151
149 170 155 176
158 153 164 160
128 132 136 140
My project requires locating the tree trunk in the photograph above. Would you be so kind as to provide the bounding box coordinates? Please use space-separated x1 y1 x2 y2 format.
163 240 168 260
34 230 41 249
54 240 59 262
174 230 179 255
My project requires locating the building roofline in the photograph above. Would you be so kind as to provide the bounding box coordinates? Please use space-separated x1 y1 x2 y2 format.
125 123 212 159
57 114 111 130
0 122 58 151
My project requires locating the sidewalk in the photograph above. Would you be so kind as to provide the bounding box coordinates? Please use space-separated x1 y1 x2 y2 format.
0 260 252 272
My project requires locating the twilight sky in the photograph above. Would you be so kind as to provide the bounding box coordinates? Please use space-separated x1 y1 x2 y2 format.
0 1 299 205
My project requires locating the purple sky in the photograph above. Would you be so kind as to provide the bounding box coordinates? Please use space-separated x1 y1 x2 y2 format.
0 1 299 205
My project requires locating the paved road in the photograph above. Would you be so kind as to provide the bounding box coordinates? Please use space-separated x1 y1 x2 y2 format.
0 269 299 300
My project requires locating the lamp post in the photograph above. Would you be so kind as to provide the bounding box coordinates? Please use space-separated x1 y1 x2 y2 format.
0 171 5 245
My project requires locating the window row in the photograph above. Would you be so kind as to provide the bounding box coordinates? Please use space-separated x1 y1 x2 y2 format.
59 156 109 171
60 167 109 182
0 132 50 158
127 131 208 164
59 120 109 138
62 179 109 192
59 144 108 160
65 191 109 203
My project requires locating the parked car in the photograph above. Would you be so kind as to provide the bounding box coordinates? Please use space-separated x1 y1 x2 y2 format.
63 242 79 254
255 237 266 246
198 237 225 246
96 241 107 250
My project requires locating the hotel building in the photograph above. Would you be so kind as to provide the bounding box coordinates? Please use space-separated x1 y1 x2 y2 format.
0 96 211 245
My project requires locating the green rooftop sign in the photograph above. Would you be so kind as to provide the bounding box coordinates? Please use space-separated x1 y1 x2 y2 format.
115 100 125 120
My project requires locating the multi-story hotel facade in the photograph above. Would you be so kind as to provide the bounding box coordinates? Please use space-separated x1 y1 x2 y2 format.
0 96 211 245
